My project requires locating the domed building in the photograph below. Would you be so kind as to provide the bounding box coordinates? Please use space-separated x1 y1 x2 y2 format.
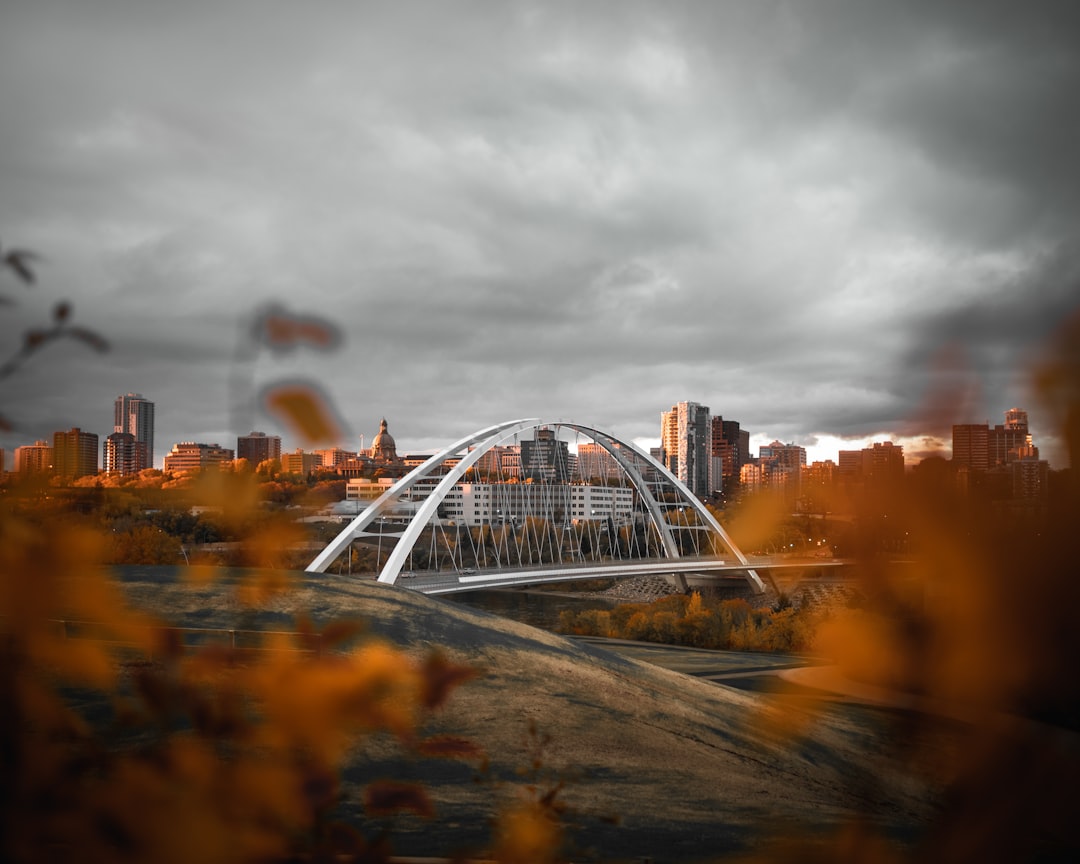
369 418 402 471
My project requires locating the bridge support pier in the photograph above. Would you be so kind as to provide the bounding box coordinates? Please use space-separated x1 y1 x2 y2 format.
665 572 689 592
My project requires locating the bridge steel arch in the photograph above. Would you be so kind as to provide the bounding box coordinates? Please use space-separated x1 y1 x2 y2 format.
306 419 765 593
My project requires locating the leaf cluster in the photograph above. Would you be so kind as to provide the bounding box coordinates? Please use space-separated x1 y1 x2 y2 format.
0 495 482 863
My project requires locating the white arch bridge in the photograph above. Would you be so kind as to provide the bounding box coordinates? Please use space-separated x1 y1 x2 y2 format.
308 419 782 595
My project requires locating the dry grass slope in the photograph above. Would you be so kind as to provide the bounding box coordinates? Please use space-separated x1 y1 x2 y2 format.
119 568 944 862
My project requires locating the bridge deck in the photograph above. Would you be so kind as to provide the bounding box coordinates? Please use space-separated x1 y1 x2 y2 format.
394 558 849 595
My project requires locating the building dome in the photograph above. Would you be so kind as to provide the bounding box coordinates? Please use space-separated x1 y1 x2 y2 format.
370 418 398 464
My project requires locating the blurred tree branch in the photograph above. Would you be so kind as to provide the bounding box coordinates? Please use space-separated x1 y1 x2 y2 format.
0 239 109 431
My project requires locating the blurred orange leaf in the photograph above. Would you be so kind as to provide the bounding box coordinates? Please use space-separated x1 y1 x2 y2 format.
419 650 479 710
492 800 562 864
253 304 342 353
261 381 343 445
181 564 222 586
723 492 787 553
363 780 435 819
235 568 295 606
415 735 485 760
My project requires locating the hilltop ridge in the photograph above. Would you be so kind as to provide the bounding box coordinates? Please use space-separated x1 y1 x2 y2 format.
117 568 945 862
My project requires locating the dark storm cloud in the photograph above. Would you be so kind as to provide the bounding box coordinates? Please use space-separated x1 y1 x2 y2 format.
2 1 1078 465
891 242 1080 432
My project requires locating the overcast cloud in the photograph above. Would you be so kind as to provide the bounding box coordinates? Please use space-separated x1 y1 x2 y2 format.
2 0 1078 467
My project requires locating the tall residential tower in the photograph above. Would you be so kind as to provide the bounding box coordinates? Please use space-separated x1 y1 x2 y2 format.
113 393 155 473
952 408 1032 471
661 401 713 499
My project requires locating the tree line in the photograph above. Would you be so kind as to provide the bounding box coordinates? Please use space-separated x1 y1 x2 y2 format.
557 591 826 653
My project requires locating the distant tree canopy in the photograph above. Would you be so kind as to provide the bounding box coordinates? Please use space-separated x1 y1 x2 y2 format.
558 591 822 653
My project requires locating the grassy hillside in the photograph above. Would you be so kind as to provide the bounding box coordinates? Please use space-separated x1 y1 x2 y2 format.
116 567 945 862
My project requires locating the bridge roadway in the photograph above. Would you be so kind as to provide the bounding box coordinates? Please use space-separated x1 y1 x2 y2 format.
393 557 850 596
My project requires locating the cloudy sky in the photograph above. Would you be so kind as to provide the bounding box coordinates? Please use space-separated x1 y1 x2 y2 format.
2 0 1078 468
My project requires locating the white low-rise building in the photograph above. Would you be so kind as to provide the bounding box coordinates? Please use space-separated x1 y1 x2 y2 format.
338 479 636 527
439 482 635 527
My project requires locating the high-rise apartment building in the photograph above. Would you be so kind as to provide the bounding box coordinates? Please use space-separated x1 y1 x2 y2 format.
575 442 622 481
237 431 282 466
53 427 99 480
1012 457 1049 500
803 459 838 495
114 393 155 472
466 444 517 479
520 427 571 483
989 422 1029 467
711 417 750 488
104 432 140 476
863 441 905 483
499 447 522 479
1004 408 1028 431
953 409 1032 471
739 461 764 490
661 401 712 498
759 440 807 471
15 440 53 475
758 440 806 497
837 450 863 479
837 442 904 484
952 424 990 471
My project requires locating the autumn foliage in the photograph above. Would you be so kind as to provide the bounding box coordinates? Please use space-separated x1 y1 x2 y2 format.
0 492 485 863
558 591 821 653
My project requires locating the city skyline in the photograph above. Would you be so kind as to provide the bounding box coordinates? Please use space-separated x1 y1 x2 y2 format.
1 2 1077 468
3 397 1050 476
